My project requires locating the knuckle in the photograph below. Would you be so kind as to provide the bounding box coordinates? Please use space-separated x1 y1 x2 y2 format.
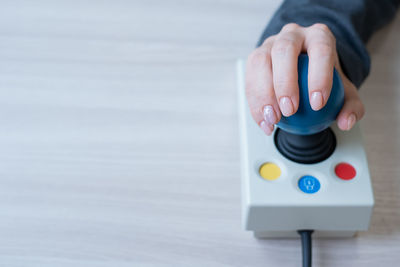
310 23 336 42
281 23 300 32
247 49 271 67
247 50 259 63
312 23 331 33
262 35 275 46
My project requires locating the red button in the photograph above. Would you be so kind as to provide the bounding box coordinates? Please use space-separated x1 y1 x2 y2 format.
335 163 356 180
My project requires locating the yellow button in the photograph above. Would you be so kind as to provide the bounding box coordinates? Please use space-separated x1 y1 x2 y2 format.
259 163 281 181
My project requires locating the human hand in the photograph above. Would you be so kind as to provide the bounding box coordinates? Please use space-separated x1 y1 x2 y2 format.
245 23 365 135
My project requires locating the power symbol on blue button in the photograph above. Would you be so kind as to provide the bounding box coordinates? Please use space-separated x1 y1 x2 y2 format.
298 175 320 194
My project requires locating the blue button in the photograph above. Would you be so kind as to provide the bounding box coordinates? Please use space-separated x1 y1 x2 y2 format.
298 175 320 194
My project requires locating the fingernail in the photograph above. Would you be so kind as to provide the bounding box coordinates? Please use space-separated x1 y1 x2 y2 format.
310 91 323 110
347 113 356 130
260 120 273 135
279 97 294 117
263 105 277 124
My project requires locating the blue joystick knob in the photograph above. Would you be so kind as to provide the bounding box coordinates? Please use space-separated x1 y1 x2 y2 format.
276 54 344 135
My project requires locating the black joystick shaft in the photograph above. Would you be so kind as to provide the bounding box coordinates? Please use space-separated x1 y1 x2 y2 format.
274 128 336 164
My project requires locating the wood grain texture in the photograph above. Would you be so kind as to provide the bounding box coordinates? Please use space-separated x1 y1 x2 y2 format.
0 0 399 266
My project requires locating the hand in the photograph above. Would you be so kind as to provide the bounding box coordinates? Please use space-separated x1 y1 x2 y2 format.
245 23 365 135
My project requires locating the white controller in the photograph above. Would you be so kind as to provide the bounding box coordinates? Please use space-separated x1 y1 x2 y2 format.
237 60 374 238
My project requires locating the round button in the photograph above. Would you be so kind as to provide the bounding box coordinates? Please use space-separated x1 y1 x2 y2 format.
259 163 281 181
335 162 356 180
298 175 320 194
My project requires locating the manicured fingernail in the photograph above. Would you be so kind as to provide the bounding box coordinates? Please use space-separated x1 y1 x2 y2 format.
260 120 273 135
263 105 277 124
310 91 323 110
347 113 356 130
279 97 294 117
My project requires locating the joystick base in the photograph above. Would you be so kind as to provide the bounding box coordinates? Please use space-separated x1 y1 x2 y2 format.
274 128 336 164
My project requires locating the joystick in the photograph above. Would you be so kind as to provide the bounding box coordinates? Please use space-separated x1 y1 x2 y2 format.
274 54 344 164
237 55 374 239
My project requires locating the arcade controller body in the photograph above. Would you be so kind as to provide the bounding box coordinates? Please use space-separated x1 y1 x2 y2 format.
237 59 374 238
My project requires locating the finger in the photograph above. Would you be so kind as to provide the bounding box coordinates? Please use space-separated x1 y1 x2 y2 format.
245 38 281 135
304 24 336 111
336 80 365 131
271 24 304 117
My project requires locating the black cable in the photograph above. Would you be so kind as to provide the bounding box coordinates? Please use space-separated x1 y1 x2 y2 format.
297 230 314 267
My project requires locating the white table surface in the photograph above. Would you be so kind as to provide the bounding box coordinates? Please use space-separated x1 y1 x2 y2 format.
0 0 399 266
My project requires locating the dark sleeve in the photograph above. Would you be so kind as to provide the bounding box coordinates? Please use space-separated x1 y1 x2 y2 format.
257 0 400 88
